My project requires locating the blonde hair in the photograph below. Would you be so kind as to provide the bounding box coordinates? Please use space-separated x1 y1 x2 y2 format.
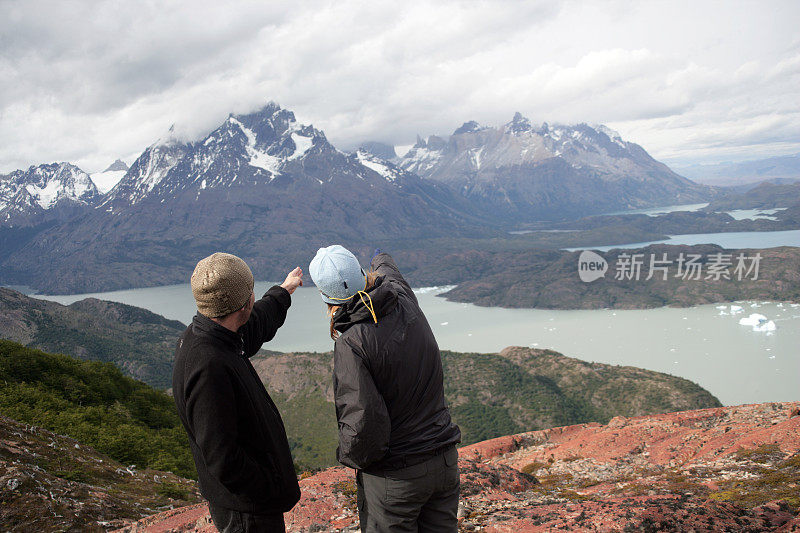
326 270 380 340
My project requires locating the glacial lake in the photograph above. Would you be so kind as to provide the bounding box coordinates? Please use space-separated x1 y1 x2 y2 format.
29 284 800 408
602 202 709 216
565 229 800 252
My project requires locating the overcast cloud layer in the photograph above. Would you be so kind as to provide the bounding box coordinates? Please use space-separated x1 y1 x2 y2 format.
1 0 798 173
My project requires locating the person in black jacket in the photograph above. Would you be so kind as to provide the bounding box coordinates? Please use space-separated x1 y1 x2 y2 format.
309 245 461 533
173 252 303 532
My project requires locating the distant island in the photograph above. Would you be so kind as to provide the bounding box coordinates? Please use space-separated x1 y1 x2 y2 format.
387 243 800 310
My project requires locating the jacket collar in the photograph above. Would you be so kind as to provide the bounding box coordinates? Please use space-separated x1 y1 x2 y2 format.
192 312 244 353
332 276 398 334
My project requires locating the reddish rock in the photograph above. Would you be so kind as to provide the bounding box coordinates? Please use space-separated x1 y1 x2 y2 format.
117 402 800 532
118 503 214 532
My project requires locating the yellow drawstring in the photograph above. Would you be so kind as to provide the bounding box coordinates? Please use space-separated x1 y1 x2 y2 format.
321 277 378 324
356 290 378 324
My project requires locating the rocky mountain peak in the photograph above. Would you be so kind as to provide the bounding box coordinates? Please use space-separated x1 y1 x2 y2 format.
17 162 98 208
506 111 532 134
131 102 333 198
453 120 487 135
103 159 129 173
90 160 130 195
426 135 447 151
0 162 99 226
398 114 709 220
100 135 191 209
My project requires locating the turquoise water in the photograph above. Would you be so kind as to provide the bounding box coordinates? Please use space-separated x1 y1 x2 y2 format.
565 229 800 252
30 285 800 407
601 202 709 217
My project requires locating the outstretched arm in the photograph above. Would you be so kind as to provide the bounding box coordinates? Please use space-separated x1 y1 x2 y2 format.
239 267 303 356
370 251 417 304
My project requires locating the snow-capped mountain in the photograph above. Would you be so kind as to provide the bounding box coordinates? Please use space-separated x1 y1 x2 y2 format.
400 113 711 220
101 128 191 209
89 159 128 195
103 103 435 212
1 103 485 293
145 103 330 201
0 163 99 227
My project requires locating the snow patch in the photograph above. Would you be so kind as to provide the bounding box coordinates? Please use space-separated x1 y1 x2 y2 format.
229 117 282 175
90 170 126 194
287 133 313 160
25 180 62 209
471 146 484 169
401 146 442 173
357 151 398 181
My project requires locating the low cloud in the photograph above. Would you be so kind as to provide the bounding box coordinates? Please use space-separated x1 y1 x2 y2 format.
1 0 798 173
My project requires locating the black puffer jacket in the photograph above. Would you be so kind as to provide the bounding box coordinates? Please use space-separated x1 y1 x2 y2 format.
172 286 301 514
332 253 461 471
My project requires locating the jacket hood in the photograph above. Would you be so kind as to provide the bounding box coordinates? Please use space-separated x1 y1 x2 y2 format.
332 276 398 333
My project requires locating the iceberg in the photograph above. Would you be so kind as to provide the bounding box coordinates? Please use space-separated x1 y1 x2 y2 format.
754 321 777 333
738 313 777 333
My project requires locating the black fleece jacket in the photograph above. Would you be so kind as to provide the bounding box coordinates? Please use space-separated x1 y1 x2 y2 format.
172 285 300 514
332 253 461 471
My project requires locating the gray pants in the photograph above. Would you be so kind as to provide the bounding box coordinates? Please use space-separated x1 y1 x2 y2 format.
356 447 460 533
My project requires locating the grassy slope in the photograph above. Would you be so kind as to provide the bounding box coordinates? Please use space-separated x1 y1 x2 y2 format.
0 340 195 479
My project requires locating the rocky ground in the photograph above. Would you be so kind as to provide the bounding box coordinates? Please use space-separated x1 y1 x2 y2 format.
0 414 200 532
115 401 800 532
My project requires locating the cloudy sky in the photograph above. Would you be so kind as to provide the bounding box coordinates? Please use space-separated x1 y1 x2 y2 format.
1 0 798 173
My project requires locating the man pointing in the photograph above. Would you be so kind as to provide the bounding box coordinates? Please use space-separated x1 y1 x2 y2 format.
173 252 303 532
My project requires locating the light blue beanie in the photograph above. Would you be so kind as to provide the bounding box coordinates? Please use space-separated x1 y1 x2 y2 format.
309 245 366 304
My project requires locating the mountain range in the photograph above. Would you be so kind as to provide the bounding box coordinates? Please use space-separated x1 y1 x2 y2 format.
397 114 711 220
0 102 716 294
675 153 800 187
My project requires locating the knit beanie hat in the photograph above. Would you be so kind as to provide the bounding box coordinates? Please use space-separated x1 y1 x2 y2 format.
309 245 366 304
191 252 254 318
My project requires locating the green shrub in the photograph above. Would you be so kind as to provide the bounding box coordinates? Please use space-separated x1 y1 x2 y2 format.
0 340 195 479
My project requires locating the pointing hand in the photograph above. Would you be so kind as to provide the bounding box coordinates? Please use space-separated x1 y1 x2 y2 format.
281 267 303 295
